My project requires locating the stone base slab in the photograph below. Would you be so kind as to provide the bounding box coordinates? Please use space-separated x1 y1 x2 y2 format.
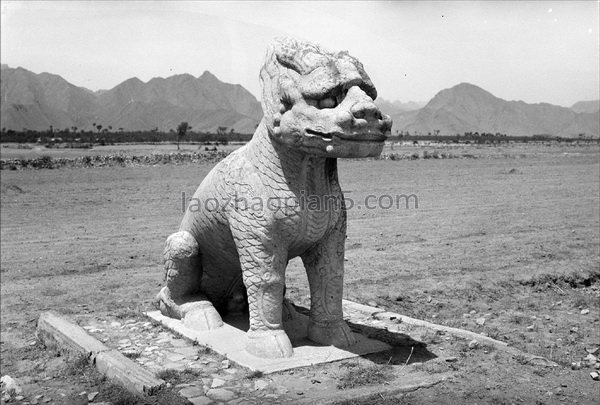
145 310 391 374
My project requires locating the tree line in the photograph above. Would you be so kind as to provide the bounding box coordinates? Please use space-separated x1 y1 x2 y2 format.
0 126 254 145
0 127 596 145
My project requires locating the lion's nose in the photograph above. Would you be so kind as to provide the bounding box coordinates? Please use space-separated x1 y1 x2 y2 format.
351 101 383 121
345 86 383 122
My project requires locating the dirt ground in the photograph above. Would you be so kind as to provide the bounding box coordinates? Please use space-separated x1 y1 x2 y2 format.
1 143 599 404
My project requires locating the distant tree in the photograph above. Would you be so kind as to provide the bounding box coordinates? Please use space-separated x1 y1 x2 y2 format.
96 124 103 132
176 121 191 150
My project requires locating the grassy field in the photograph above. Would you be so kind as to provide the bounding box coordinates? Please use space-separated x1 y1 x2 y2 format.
1 143 599 403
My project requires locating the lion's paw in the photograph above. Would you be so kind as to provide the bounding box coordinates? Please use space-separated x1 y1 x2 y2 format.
246 329 293 358
308 320 357 348
180 301 224 330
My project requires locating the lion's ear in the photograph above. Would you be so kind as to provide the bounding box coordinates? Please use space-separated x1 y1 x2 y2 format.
272 37 307 74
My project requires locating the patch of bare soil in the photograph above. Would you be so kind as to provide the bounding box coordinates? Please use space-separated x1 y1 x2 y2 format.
1 144 599 403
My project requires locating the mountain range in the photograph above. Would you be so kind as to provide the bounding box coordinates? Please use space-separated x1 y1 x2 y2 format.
379 83 599 137
1 65 598 137
0 65 262 134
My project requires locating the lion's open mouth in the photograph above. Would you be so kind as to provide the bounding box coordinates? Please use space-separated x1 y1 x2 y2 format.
305 128 387 143
305 128 334 141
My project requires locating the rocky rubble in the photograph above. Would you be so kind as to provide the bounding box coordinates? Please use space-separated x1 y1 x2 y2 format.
0 151 229 170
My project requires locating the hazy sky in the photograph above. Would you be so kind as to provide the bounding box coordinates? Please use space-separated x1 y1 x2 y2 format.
1 1 598 107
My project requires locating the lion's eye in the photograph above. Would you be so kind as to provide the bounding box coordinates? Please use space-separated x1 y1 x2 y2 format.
318 97 337 109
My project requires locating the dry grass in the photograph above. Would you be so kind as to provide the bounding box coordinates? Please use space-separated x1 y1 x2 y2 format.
336 363 393 389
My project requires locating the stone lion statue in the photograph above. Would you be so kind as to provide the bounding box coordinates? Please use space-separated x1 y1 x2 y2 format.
156 37 392 358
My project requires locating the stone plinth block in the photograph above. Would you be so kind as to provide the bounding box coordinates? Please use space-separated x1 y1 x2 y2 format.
145 310 391 374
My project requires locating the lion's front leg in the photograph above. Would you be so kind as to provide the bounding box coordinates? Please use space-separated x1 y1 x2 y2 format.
155 231 223 330
232 228 293 358
301 213 356 348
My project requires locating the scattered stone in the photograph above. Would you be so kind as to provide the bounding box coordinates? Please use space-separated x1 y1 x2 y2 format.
426 296 433 303
188 397 213 405
211 378 226 388
468 339 479 349
590 372 599 381
221 359 230 369
367 300 378 308
445 357 458 362
544 315 551 321
526 325 535 331
88 392 99 401
254 379 269 390
581 309 590 315
475 317 486 326
469 310 476 315
122 349 141 358
164 352 186 362
0 375 22 395
571 362 582 370
206 388 235 401
179 386 205 398
585 353 597 366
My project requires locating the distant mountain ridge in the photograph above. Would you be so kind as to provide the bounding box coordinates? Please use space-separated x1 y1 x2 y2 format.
1 66 263 133
570 100 600 114
378 83 599 137
1 65 598 137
